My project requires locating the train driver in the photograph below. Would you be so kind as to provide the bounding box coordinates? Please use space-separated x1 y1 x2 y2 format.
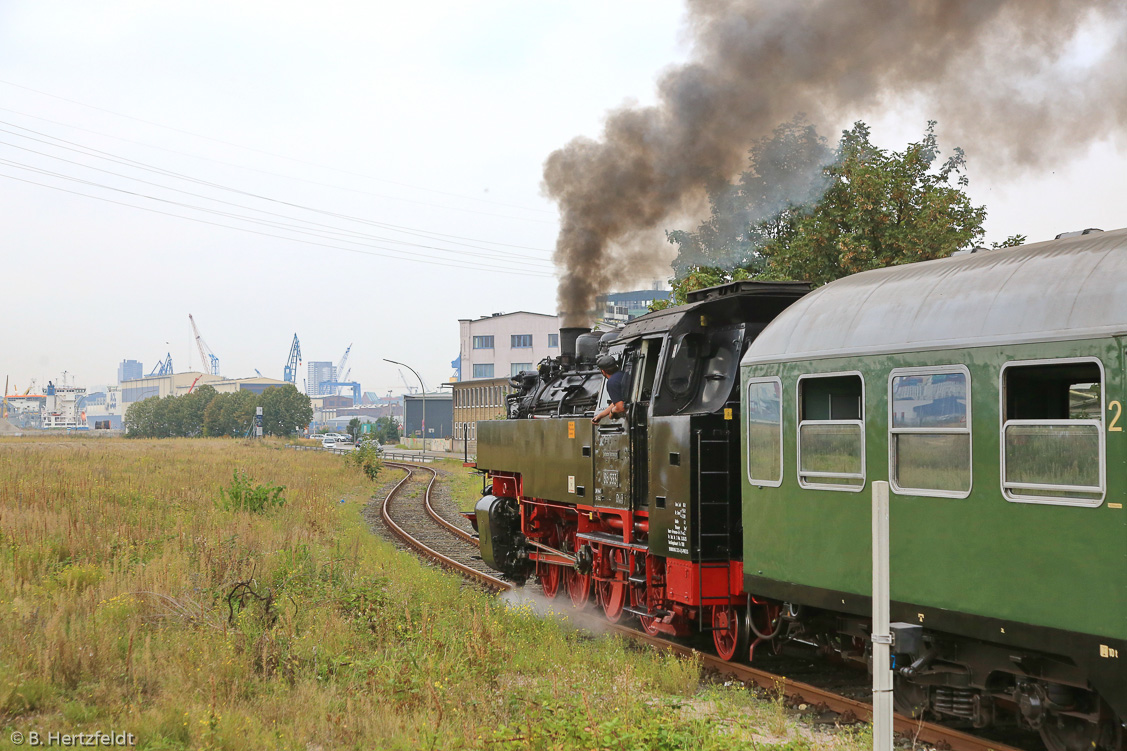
592 354 626 424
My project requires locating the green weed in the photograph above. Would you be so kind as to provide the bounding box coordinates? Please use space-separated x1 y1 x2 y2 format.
218 469 286 513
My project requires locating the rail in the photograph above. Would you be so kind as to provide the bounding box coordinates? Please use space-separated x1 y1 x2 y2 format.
380 462 509 591
284 444 435 462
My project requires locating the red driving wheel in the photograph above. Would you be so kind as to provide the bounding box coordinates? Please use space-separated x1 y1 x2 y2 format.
631 583 659 635
538 526 562 599
563 529 591 609
597 548 628 622
712 603 750 662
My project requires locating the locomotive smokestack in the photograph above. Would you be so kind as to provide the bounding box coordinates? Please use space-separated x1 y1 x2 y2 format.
559 326 590 365
544 0 1127 322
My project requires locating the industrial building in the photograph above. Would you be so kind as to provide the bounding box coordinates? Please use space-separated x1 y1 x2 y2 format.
595 286 671 323
119 372 291 406
456 311 559 381
452 376 514 451
403 392 452 450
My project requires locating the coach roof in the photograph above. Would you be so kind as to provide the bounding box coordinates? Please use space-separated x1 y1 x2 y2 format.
742 227 1127 365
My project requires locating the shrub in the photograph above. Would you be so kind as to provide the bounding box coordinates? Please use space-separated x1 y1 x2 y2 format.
350 443 382 481
218 469 286 513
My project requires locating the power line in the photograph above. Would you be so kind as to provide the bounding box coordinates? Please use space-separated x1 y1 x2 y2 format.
0 118 555 256
0 137 554 268
0 170 556 278
0 79 555 216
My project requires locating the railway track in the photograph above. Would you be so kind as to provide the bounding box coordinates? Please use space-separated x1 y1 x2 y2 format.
377 461 1028 751
380 462 511 591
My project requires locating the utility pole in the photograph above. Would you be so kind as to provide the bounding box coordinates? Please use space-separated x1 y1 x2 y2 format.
384 359 426 455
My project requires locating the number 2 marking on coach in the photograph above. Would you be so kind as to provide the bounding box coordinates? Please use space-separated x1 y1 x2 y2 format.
1109 401 1122 432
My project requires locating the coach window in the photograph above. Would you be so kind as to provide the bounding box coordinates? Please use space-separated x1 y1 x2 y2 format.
746 377 783 486
797 373 865 490
889 367 971 497
1001 358 1104 506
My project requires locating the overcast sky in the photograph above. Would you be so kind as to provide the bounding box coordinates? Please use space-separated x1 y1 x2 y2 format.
2 1 1125 397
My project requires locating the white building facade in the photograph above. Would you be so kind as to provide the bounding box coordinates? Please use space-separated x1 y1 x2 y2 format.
456 311 560 382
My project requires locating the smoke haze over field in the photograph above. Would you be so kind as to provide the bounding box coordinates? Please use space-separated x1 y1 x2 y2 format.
544 0 1127 325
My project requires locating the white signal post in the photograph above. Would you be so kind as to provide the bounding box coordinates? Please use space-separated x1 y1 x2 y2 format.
872 480 893 751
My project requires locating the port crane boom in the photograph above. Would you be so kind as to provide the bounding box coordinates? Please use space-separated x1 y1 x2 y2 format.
283 334 301 385
188 314 220 375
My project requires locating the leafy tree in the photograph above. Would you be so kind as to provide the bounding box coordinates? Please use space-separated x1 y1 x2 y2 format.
124 396 159 437
348 417 362 442
371 416 400 444
203 390 257 437
661 119 1006 303
259 385 313 437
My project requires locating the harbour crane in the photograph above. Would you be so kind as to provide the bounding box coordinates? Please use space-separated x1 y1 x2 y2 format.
189 314 220 375
283 334 301 385
334 344 352 396
397 369 426 394
148 353 174 376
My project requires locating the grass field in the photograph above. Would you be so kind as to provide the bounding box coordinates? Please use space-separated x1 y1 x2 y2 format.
0 437 867 750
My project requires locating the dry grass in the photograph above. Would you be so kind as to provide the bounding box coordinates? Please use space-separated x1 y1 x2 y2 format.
0 437 868 750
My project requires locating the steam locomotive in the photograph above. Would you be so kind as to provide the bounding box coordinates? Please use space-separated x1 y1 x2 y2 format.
473 229 1127 751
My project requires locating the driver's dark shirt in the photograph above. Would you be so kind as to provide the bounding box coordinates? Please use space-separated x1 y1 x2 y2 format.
606 370 626 405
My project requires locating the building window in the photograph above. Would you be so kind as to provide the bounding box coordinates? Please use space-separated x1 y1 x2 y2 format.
473 364 494 379
511 334 533 348
473 336 494 349
746 378 783 487
797 373 865 491
548 333 559 348
511 362 532 377
889 367 971 497
1001 358 1104 506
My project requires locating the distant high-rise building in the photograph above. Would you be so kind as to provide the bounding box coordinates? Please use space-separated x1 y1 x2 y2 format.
307 361 336 395
118 359 143 383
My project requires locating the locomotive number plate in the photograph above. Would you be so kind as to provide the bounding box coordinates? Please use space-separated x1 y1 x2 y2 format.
601 470 619 486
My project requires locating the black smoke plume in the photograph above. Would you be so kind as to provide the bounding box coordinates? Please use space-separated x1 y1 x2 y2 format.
544 0 1127 325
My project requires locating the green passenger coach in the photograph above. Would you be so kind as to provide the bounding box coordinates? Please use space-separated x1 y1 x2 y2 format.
740 228 1127 751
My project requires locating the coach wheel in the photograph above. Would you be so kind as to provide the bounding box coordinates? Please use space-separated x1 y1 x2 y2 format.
1039 716 1111 751
597 548 628 622
711 604 750 662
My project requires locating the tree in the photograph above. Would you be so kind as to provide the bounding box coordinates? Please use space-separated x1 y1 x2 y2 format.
203 390 257 437
348 417 362 442
372 416 399 444
124 396 159 437
760 121 986 286
259 385 312 437
662 120 1001 302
